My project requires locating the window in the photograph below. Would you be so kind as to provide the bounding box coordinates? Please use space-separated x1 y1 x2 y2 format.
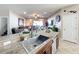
33 21 43 26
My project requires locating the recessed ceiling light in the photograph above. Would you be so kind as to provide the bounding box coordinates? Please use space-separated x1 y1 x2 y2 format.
24 12 26 14
44 12 47 14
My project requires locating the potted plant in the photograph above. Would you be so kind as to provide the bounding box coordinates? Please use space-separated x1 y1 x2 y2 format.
51 25 58 32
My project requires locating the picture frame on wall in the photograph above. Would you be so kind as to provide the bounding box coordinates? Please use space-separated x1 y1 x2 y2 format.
56 15 61 22
18 18 24 26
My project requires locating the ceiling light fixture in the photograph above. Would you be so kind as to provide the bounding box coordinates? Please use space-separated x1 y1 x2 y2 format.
32 13 40 19
32 13 37 17
24 12 26 14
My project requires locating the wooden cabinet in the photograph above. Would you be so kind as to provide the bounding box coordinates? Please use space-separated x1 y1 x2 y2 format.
36 39 52 54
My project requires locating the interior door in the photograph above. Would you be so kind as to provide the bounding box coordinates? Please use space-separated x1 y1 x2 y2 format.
0 17 7 35
62 14 78 43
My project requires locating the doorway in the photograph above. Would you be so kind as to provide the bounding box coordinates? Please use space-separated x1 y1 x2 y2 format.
0 17 8 36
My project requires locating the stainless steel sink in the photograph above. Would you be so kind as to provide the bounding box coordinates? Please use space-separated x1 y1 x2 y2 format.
21 35 49 53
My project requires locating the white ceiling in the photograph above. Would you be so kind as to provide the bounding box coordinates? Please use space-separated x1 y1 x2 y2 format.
0 4 72 19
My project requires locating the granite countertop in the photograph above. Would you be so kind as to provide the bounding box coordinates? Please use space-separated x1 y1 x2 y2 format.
0 33 30 43
35 30 59 39
0 33 30 54
22 30 59 54
0 38 51 54
0 42 27 54
0 34 20 42
0 30 59 54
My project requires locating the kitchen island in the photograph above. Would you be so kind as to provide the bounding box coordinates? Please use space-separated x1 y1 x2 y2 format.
0 30 59 54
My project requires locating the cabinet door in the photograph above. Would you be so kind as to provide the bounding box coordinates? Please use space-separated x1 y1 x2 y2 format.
62 14 78 43
42 46 52 54
36 40 52 54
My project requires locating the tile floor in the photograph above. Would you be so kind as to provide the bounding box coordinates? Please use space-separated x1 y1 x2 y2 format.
56 39 79 54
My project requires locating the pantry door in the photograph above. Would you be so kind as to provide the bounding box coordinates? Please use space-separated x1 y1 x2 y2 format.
62 14 78 43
